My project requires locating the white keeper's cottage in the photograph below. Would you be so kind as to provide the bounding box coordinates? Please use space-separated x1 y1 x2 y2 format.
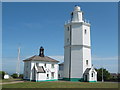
23 47 59 82
61 5 97 82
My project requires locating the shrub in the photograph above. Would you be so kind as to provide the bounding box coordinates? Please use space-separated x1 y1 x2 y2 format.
11 73 18 78
0 71 5 79
19 74 23 79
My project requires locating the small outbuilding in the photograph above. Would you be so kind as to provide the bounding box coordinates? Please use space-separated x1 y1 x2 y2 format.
4 73 10 79
83 66 97 82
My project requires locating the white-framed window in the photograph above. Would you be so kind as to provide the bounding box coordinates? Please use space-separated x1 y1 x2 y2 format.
26 63 28 68
36 63 39 66
67 27 69 31
67 38 69 42
44 63 46 68
47 74 49 79
86 60 88 65
58 74 60 78
51 72 54 79
85 29 87 34
92 72 94 77
51 64 54 68
26 71 28 78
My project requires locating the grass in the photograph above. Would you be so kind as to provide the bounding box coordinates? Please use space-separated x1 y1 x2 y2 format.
2 81 119 88
1 78 22 83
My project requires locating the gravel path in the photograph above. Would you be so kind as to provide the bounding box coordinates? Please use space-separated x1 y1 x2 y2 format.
0 81 24 85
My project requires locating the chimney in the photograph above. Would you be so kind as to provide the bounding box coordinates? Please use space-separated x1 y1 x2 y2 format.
39 46 44 57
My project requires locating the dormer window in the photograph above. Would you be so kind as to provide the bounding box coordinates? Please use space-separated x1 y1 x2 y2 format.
51 64 54 68
44 63 46 68
36 63 39 66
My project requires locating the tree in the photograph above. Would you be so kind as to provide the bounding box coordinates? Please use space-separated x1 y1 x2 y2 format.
11 73 18 78
19 74 23 79
0 71 5 79
96 68 111 81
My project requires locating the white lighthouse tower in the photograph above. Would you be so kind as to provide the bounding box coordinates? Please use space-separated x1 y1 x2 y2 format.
63 5 97 82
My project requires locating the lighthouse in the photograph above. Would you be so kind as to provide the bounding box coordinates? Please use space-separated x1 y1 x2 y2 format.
63 5 97 82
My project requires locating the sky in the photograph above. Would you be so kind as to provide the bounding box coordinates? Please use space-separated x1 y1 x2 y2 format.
2 2 118 74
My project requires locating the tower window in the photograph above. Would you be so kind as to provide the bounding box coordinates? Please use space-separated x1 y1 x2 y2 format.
67 27 70 31
71 12 73 20
67 27 69 31
67 38 69 42
85 29 87 34
86 60 88 65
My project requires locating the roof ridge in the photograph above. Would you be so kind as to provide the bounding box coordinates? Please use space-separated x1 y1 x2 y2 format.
23 55 59 62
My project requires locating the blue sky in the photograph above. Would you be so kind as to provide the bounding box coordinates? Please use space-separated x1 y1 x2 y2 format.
2 2 118 74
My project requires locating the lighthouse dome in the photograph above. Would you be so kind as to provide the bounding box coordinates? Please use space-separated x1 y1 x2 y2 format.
74 5 81 11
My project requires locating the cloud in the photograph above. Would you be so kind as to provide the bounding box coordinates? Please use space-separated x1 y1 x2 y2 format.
49 55 64 63
92 56 118 61
94 64 118 73
48 55 118 61
2 55 118 74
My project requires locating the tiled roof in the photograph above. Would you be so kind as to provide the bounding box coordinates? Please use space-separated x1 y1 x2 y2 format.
84 68 91 74
23 55 59 62
37 66 45 73
59 62 64 65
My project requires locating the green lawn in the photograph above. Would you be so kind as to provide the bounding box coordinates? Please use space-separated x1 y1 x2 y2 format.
2 78 22 83
2 81 119 88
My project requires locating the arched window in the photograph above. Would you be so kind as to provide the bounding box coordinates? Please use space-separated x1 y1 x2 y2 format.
51 64 54 68
67 27 69 31
44 63 46 68
86 60 88 65
47 74 49 79
67 38 69 42
92 73 94 77
85 29 87 34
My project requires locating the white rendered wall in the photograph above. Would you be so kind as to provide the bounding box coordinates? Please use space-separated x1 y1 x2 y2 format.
64 47 70 78
64 25 70 46
72 11 83 22
82 25 91 46
71 46 83 78
30 61 58 81
71 23 83 45
58 70 64 79
23 61 31 80
83 47 92 73
89 69 97 81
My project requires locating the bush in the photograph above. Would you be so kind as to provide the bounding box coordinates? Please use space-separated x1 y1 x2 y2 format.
19 74 23 79
11 73 18 78
96 68 111 81
0 71 5 79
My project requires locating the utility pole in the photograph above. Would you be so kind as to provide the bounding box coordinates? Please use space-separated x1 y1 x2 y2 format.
16 47 20 77
102 67 104 82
